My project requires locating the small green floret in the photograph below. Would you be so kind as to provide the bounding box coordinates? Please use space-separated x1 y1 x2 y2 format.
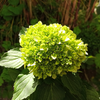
20 21 88 79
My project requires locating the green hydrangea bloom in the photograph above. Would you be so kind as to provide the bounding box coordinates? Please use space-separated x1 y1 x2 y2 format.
20 21 88 79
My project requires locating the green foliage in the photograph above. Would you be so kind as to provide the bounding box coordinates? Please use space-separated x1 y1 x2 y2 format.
20 21 88 79
91 68 100 95
7 68 21 81
73 26 81 35
1 5 13 17
0 76 4 86
75 14 100 96
0 84 13 99
63 91 78 100
77 15 100 55
19 26 27 36
32 0 59 24
0 48 24 69
8 4 24 15
2 41 11 51
95 54 100 67
12 73 38 100
0 54 99 100
1 68 13 82
30 19 39 25
8 0 20 6
61 73 86 100
0 21 99 100
29 73 99 100
0 68 22 99
0 1 26 97
86 87 99 100
0 0 24 21
0 4 24 20
30 79 65 100
86 57 95 66
75 15 100 69
0 0 100 99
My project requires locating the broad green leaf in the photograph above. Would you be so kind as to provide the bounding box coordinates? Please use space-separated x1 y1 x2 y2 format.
8 4 24 15
48 17 57 24
2 89 8 98
19 26 26 36
63 89 78 100
44 77 54 84
21 68 29 74
3 16 13 21
86 87 99 100
8 69 21 81
8 0 19 6
2 41 11 51
61 73 86 100
12 73 38 100
0 48 24 69
1 5 13 16
0 76 4 86
1 68 20 82
1 69 12 82
7 85 13 99
30 19 38 25
95 54 100 67
30 80 65 100
86 58 95 65
73 26 81 35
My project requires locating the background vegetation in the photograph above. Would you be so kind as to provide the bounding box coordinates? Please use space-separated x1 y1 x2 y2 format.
0 0 100 99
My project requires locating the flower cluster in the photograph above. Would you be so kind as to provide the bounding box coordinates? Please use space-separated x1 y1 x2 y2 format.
20 21 88 79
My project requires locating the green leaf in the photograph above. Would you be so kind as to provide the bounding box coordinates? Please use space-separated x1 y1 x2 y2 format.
0 84 13 99
8 4 24 15
61 73 86 100
30 80 65 100
30 19 38 25
1 68 20 82
3 16 13 21
8 0 20 6
19 26 26 36
7 85 13 99
12 73 38 100
1 5 13 16
86 87 99 100
1 68 12 82
86 58 95 65
95 54 100 67
44 77 54 84
48 17 57 24
2 89 8 98
63 89 78 100
0 48 24 69
73 26 81 35
0 76 4 86
2 41 11 50
8 69 21 81
21 68 29 74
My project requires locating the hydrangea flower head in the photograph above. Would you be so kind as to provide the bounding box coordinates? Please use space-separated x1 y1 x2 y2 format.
20 21 88 79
